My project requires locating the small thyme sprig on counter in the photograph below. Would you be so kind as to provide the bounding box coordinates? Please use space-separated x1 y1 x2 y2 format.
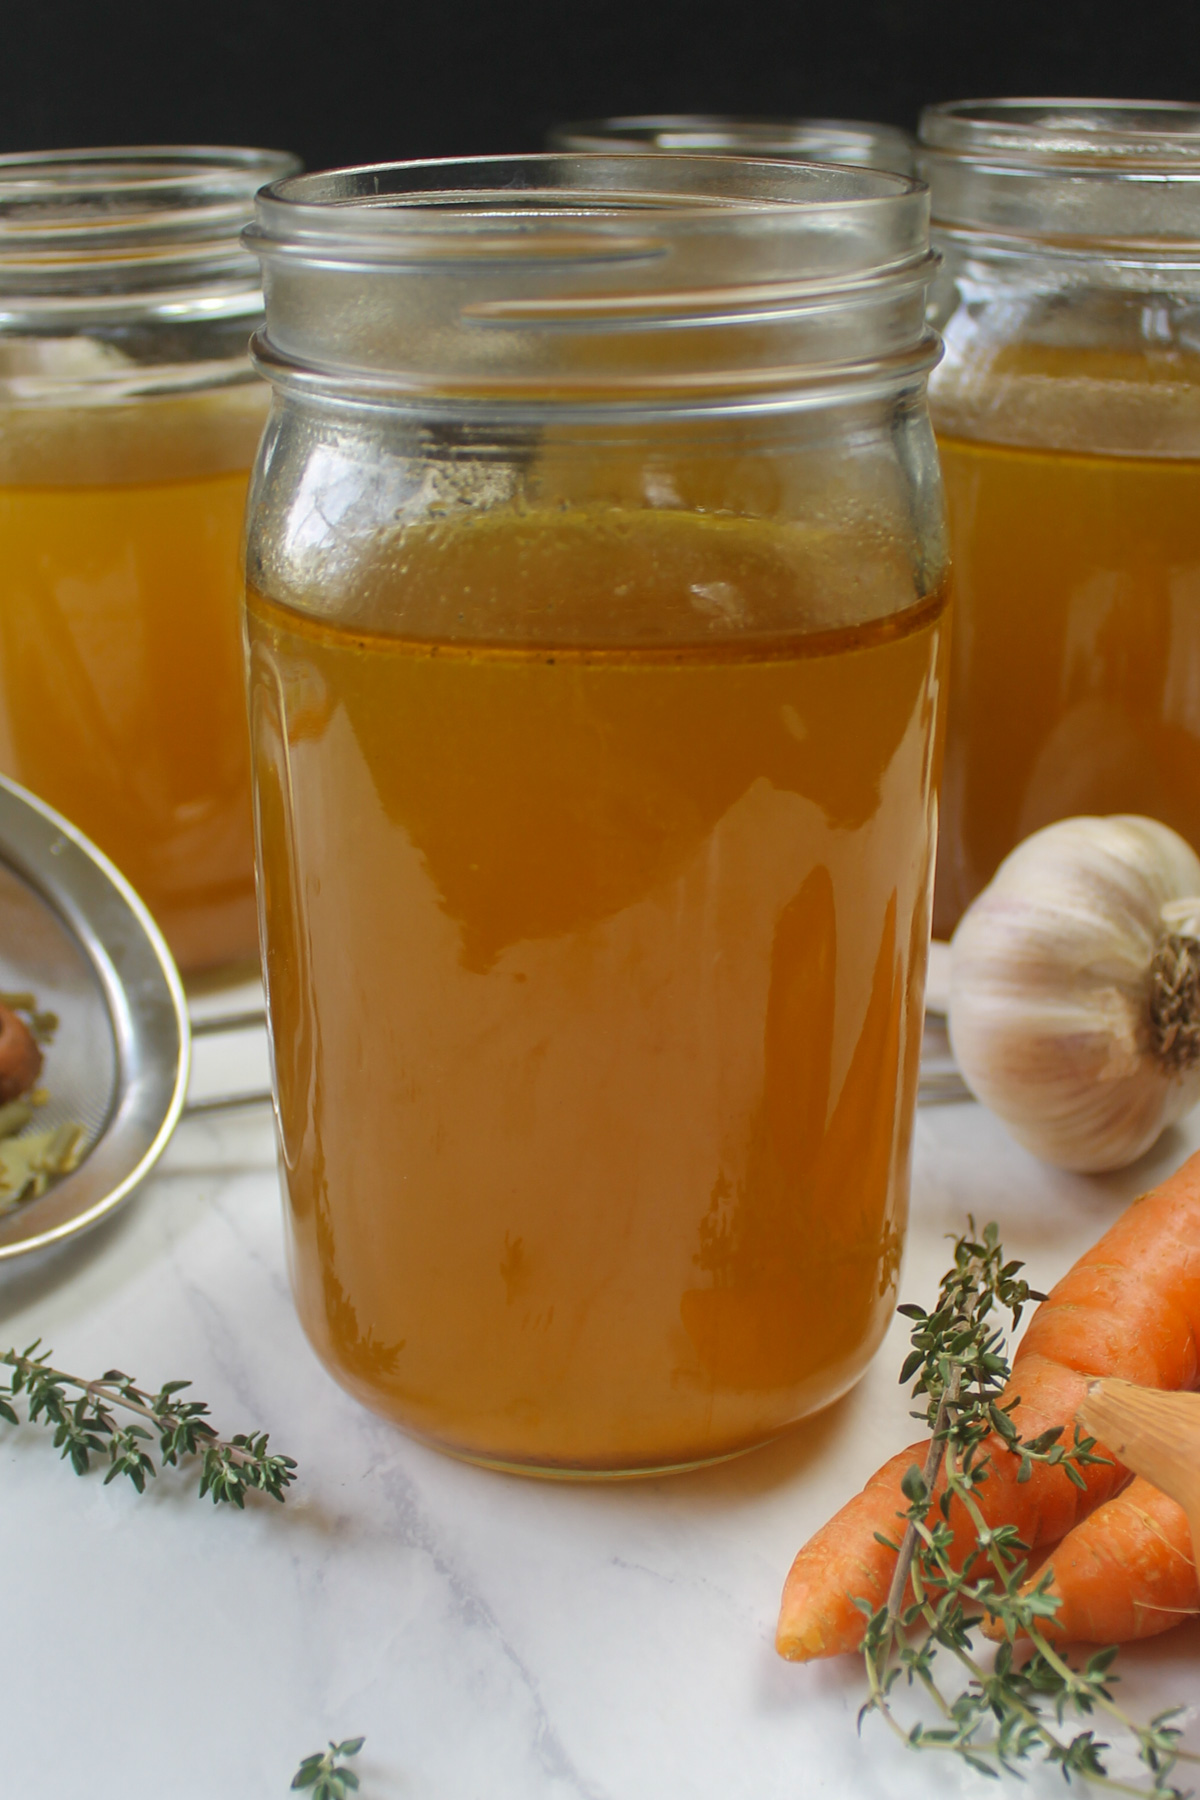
0 1341 297 1506
291 1737 365 1798
859 1223 1198 1798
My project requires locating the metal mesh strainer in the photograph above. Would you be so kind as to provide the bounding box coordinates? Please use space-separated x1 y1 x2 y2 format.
0 773 189 1258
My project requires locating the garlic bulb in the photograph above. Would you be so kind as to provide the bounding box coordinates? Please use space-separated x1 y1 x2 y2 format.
948 816 1200 1172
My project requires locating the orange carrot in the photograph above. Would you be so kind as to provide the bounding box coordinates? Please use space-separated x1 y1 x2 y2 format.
989 1380 1200 1645
776 1149 1200 1662
985 1476 1199 1645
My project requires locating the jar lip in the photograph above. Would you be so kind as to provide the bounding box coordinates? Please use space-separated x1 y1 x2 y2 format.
0 144 299 198
0 145 301 286
0 144 301 314
0 144 298 218
256 152 923 239
920 99 1200 167
546 117 915 174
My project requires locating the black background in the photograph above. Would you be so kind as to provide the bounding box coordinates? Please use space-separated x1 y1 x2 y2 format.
0 0 1195 174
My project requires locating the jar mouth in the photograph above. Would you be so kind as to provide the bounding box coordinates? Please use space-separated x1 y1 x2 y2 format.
920 99 1200 168
546 117 915 177
254 153 921 231
250 153 928 288
919 99 1200 253
0 145 301 301
247 154 939 411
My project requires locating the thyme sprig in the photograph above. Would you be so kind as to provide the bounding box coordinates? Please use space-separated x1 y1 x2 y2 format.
859 1222 1198 1798
0 1342 297 1506
291 1737 365 1797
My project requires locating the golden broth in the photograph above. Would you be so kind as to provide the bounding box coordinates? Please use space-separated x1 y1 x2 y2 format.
0 389 264 970
248 506 947 1473
932 348 1200 935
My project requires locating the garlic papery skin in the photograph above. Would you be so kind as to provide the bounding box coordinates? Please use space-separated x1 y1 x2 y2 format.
948 816 1200 1172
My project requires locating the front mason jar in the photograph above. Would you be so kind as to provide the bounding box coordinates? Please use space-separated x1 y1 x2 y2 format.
920 101 1200 936
244 154 949 1475
0 146 297 972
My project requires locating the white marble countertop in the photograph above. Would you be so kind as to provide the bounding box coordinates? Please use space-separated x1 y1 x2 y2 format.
3 993 1198 1800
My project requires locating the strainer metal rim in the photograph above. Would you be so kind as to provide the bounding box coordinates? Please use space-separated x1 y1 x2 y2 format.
0 773 190 1259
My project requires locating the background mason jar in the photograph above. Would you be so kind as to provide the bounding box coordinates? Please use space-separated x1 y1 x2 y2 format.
244 153 949 1475
920 100 1200 937
0 145 298 973
547 114 916 175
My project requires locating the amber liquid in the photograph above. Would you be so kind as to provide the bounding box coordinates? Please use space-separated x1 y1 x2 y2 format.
934 431 1200 936
248 507 947 1473
0 396 263 970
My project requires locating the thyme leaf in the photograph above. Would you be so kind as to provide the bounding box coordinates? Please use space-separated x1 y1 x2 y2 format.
291 1737 366 1797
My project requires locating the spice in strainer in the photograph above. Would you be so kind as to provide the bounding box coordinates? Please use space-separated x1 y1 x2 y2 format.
0 992 84 1210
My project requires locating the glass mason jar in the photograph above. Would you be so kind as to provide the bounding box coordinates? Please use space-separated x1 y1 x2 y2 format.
0 146 298 973
244 154 949 1476
920 101 1200 936
548 114 915 176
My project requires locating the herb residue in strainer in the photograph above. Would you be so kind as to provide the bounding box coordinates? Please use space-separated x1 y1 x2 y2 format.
0 991 85 1211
